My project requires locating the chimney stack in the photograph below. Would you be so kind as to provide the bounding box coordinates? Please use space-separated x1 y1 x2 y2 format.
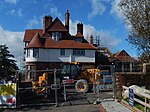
77 23 83 34
89 35 93 44
65 10 70 31
43 15 52 33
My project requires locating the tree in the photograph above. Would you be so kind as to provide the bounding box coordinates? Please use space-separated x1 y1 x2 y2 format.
0 44 18 78
118 0 150 62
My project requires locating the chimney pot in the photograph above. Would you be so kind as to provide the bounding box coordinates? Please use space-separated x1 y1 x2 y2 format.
65 10 70 31
90 35 93 44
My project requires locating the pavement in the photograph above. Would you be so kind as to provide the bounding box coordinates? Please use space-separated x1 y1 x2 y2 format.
100 99 132 112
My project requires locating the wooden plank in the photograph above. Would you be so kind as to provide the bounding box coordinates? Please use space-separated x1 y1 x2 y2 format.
134 98 150 108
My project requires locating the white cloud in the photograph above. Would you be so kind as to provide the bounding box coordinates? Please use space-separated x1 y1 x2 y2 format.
17 9 23 17
50 4 62 18
43 1 62 19
70 20 122 50
111 0 132 31
50 6 62 18
110 0 124 20
88 0 110 20
5 0 17 4
26 17 41 29
0 26 24 69
8 9 23 17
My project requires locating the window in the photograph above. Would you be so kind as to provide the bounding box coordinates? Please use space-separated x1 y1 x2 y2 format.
33 48 39 58
52 32 61 41
60 49 65 55
27 65 36 80
73 49 85 56
26 49 30 57
25 42 29 47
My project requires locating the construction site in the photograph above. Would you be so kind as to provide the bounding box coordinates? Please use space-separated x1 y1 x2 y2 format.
0 9 150 112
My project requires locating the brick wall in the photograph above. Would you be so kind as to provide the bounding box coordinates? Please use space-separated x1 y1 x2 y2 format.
115 72 145 98
143 63 150 89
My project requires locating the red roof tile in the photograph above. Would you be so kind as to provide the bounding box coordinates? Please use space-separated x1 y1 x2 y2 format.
44 39 97 49
44 37 55 47
23 29 43 42
26 33 44 48
113 50 135 62
47 17 68 32
42 32 51 38
24 16 96 50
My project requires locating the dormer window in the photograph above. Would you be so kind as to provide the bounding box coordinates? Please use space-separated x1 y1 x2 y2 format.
52 32 61 41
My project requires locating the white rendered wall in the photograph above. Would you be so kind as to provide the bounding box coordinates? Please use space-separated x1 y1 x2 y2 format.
25 48 95 63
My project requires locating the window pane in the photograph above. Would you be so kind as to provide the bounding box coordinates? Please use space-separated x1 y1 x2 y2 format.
27 65 36 80
60 49 65 55
27 49 30 57
33 48 39 58
73 49 85 56
52 32 61 41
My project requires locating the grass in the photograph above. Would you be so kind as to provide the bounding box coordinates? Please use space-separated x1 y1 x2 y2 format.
123 98 145 111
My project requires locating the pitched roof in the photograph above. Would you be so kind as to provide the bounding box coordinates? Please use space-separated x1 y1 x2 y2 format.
47 17 68 32
113 50 135 62
44 39 97 49
24 15 97 50
26 33 44 48
23 29 43 42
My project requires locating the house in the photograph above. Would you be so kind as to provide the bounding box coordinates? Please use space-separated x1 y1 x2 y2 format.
23 10 97 81
112 50 137 72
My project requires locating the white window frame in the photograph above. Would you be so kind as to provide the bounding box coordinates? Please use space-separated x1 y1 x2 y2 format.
27 65 36 80
52 32 61 41
26 49 30 58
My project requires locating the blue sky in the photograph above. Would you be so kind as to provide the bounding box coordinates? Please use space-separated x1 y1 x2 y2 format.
0 0 137 68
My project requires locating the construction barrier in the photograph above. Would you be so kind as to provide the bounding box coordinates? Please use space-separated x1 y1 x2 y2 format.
1 65 115 108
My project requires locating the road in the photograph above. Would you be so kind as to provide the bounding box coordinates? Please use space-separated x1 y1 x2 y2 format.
5 104 103 112
2 91 131 112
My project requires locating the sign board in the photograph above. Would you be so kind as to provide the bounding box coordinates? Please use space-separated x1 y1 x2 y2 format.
103 75 112 83
62 79 75 84
100 70 110 75
0 83 16 108
129 88 134 107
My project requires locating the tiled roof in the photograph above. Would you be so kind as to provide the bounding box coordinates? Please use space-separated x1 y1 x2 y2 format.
113 50 135 62
42 32 51 38
47 17 68 32
25 31 97 49
23 29 43 42
26 33 44 48
44 38 97 49
24 16 96 50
